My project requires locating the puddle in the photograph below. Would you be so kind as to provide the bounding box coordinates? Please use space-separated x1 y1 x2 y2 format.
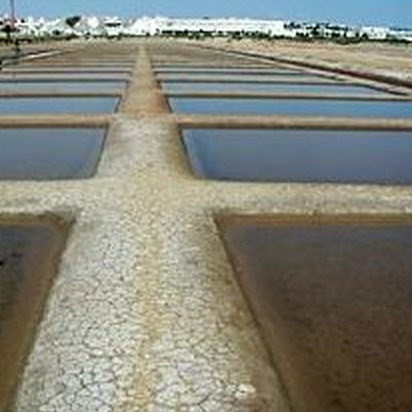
0 128 107 179
0 81 127 93
0 97 119 114
183 128 412 184
163 81 388 95
218 215 412 412
0 216 69 412
171 97 412 118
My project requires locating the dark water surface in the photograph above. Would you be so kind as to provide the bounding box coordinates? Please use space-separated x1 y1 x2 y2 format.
219 216 412 412
156 67 303 75
171 97 412 117
0 72 127 80
0 97 119 114
183 128 412 184
161 73 332 83
0 217 69 412
0 128 107 179
4 66 131 73
164 81 388 95
153 63 273 69
0 81 127 93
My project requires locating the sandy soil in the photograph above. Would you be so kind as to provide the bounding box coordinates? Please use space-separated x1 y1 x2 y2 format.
200 38 412 81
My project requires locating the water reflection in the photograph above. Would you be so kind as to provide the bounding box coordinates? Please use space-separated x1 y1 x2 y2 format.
0 217 68 412
219 217 412 412
0 97 119 114
164 81 388 95
0 128 106 179
172 97 412 117
183 128 412 184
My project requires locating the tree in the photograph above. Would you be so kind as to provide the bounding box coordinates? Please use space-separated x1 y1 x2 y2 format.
65 15 81 28
2 23 13 44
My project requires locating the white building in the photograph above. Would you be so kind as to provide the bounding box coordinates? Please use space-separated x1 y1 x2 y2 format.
125 17 295 37
2 15 410 42
360 26 390 40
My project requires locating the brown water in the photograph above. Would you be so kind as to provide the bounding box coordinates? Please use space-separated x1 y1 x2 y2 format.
0 216 69 412
218 215 412 412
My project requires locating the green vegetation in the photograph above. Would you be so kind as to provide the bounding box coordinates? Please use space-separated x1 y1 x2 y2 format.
65 16 82 28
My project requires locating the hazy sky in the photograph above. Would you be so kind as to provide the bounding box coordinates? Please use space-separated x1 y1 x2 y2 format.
4 0 412 27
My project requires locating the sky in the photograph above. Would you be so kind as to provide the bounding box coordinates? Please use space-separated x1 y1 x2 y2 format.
3 0 412 27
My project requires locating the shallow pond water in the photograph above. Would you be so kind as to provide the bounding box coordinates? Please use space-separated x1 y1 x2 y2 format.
0 97 119 114
163 81 388 95
183 128 412 184
171 97 412 117
0 80 127 93
218 215 412 412
0 128 107 179
0 216 69 412
156 67 303 75
160 73 333 82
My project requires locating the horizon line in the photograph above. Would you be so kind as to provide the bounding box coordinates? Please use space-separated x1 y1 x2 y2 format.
1 13 411 29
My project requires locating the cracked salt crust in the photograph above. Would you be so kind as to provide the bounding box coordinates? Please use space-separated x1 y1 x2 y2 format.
2 40 412 412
